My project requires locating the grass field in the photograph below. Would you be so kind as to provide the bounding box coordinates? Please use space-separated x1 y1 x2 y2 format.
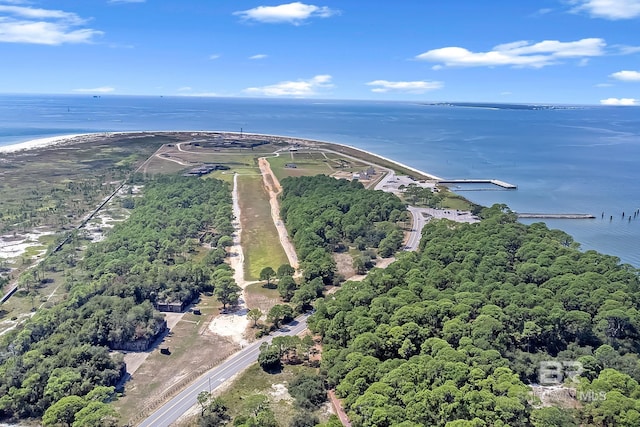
237 175 289 280
267 151 374 184
244 282 281 319
439 191 474 210
267 154 332 182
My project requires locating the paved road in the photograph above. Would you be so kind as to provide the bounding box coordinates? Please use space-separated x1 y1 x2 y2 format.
405 206 428 251
404 207 479 251
138 313 311 427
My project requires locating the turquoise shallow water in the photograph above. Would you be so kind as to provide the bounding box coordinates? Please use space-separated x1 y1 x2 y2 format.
1 95 639 266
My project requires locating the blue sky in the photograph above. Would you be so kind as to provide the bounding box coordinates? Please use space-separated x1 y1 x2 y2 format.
1 0 639 104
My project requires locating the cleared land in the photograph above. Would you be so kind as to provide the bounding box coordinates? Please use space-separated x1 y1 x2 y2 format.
176 363 334 427
244 282 281 321
268 151 371 183
237 175 289 281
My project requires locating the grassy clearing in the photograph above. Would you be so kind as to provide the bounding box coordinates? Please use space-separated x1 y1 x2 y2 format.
244 282 281 320
237 175 288 280
245 282 280 300
439 191 474 211
267 154 332 181
203 363 331 427
0 268 66 331
267 151 372 183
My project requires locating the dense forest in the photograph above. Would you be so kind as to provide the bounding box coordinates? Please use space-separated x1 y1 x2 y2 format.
280 175 406 286
309 205 640 426
0 176 237 423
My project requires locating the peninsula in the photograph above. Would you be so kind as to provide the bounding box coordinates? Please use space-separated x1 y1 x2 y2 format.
0 131 477 426
1 131 633 427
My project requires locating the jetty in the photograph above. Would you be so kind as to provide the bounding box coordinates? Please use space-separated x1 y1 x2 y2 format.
516 213 596 219
437 179 517 189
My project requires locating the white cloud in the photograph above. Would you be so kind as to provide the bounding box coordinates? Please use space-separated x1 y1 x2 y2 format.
366 80 443 94
0 4 102 44
571 0 640 19
595 83 613 87
610 70 640 81
209 54 221 60
615 45 640 54
234 2 338 24
178 86 192 92
416 38 606 68
600 97 638 105
0 5 84 24
73 86 115 93
532 8 553 16
249 54 268 60
501 91 513 95
244 74 333 97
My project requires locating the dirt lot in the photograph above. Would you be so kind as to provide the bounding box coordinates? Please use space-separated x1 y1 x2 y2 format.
333 252 356 281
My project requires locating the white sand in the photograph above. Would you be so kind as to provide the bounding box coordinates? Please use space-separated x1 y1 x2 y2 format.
208 173 250 345
0 131 160 154
0 133 96 153
0 229 55 259
270 383 293 402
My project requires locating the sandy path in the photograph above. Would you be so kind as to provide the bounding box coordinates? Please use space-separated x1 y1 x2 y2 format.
229 173 245 286
257 157 299 269
208 173 251 346
328 390 352 427
155 154 190 166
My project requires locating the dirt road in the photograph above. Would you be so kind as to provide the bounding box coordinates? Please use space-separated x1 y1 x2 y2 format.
257 157 299 269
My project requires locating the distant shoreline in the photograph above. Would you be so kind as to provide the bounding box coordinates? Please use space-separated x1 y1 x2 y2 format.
0 130 443 181
0 132 152 154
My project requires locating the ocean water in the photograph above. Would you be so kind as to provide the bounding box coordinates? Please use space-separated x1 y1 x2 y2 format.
1 94 639 266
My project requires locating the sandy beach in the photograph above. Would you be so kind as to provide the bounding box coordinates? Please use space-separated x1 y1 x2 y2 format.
0 131 156 154
0 133 97 153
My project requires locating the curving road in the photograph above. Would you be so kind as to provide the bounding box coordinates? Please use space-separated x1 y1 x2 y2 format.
138 313 311 427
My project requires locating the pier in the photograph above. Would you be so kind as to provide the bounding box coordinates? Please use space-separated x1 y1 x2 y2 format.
516 213 596 219
437 179 517 189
